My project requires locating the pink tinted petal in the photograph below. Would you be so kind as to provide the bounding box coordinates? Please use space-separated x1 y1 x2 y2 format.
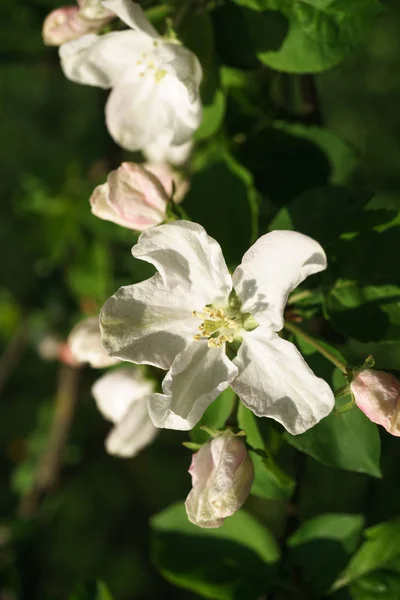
43 6 88 46
351 369 400 436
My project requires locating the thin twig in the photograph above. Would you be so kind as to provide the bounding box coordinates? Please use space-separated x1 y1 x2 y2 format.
18 364 80 517
0 322 28 397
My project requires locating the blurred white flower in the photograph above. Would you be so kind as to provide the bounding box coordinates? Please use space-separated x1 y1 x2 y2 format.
42 1 113 46
68 316 119 368
350 369 400 436
185 431 254 528
143 137 193 167
100 221 335 434
92 367 159 456
59 0 202 152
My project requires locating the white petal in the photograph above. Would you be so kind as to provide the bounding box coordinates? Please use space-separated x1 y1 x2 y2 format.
105 78 172 151
106 402 159 457
148 341 238 430
232 328 335 435
91 367 153 423
100 274 197 369
60 30 151 88
131 221 232 304
102 0 159 37
143 138 193 167
68 316 119 368
233 231 327 331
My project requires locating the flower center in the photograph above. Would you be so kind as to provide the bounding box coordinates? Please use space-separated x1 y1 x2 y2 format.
192 291 258 349
135 41 167 83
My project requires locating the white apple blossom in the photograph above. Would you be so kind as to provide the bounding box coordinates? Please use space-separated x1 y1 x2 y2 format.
143 136 193 167
350 369 400 436
185 431 254 528
59 0 202 152
68 316 119 368
92 367 158 456
100 221 335 435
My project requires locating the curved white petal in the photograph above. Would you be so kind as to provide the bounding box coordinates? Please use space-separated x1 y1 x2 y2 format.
105 78 172 151
106 402 159 457
60 30 151 88
102 0 159 37
148 340 238 430
232 328 335 435
131 221 232 304
91 367 154 423
100 273 197 369
233 231 327 332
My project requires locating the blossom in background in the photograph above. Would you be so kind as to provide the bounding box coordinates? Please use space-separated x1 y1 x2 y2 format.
143 136 193 167
90 161 187 231
92 367 159 456
43 0 113 46
59 0 202 153
68 316 119 368
100 221 335 435
185 431 254 528
350 369 400 436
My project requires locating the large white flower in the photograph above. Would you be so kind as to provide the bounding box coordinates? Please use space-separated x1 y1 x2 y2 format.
59 0 202 152
92 367 159 456
100 221 335 435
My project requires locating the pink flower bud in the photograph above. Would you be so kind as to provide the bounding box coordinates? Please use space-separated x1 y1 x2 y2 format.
185 432 254 529
42 1 113 47
42 7 88 46
89 162 170 231
350 369 400 436
145 163 189 205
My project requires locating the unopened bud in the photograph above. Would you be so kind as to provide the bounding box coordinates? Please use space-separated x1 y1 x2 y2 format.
68 316 119 368
77 0 114 21
42 1 113 47
90 162 170 231
185 431 254 528
350 369 400 436
145 163 189 204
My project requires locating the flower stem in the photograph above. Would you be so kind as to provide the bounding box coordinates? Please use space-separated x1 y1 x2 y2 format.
284 320 347 374
225 394 239 429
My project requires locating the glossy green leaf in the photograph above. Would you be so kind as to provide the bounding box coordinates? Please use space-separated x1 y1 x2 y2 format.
273 122 358 185
238 403 295 499
151 502 280 599
69 581 114 600
240 0 384 73
269 186 372 246
325 281 400 343
190 388 235 444
334 520 400 590
288 513 364 592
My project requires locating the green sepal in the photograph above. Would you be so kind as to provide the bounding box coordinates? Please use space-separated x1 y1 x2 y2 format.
182 442 204 451
335 384 351 398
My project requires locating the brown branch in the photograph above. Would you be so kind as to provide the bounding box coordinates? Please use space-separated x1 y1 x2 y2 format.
18 364 80 517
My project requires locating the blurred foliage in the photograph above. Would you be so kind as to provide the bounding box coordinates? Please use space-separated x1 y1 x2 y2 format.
0 0 399 599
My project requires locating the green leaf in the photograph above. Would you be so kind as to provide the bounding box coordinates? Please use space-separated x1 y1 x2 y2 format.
288 513 364 593
325 281 400 343
273 122 358 185
238 404 295 499
240 0 384 74
67 241 112 304
151 502 280 599
190 388 235 445
269 186 372 247
284 339 381 478
350 571 400 600
334 520 400 590
69 581 114 600
185 150 258 266
195 88 226 140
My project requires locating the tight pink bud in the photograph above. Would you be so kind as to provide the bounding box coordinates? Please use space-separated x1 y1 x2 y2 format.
350 369 400 436
42 7 87 46
185 432 254 529
90 162 170 231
